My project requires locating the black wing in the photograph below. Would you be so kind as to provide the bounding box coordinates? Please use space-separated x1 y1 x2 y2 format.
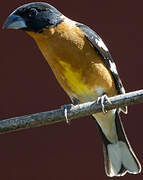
76 23 124 95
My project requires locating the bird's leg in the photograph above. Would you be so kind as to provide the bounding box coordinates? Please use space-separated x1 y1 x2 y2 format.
97 94 112 114
71 97 80 105
61 97 80 125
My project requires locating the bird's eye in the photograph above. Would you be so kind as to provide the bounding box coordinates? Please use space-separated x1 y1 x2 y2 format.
28 8 38 17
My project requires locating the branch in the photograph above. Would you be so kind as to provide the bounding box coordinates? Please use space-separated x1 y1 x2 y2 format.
0 89 143 134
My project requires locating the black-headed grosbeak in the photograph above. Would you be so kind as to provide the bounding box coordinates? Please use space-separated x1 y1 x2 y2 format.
3 2 141 177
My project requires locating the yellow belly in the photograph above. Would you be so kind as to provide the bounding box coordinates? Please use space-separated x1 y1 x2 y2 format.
56 60 116 102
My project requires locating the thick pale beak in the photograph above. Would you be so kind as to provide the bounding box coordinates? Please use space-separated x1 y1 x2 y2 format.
2 14 27 29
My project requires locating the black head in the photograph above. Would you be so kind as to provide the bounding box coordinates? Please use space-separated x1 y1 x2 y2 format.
3 2 63 32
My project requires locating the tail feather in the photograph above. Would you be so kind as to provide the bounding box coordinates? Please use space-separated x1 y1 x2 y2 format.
95 111 141 177
115 112 141 174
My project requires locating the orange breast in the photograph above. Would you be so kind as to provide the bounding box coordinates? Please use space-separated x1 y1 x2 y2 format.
27 21 117 102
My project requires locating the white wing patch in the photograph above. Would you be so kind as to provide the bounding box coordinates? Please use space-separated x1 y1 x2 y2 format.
109 60 118 74
95 38 108 52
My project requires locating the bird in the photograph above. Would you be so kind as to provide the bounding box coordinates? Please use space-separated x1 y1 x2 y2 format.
3 2 141 177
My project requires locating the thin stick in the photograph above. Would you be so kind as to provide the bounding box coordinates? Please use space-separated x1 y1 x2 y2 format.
0 89 143 134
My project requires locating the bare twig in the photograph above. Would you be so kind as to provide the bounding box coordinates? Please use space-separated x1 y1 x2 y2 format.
0 89 143 134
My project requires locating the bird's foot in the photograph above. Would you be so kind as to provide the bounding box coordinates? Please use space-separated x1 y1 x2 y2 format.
97 94 112 114
61 104 72 125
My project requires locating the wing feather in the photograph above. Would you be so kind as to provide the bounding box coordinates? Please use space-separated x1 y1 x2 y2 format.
76 23 124 95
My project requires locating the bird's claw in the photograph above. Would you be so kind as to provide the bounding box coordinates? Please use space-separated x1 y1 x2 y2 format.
61 104 72 125
97 94 111 114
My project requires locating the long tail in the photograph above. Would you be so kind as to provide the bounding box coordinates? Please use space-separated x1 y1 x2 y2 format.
94 111 141 177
